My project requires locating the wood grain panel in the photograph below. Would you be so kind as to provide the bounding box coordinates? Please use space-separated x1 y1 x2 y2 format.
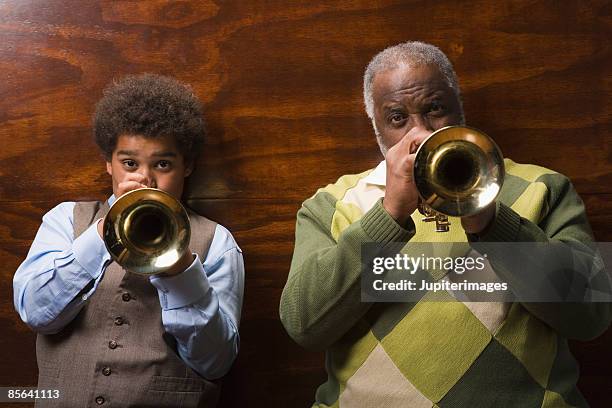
1 0 610 201
584 194 612 242
1 0 611 407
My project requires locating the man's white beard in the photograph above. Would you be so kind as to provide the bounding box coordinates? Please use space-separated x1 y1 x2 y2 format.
373 121 388 157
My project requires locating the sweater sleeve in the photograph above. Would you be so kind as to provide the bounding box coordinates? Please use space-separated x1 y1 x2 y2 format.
280 193 414 350
469 174 612 341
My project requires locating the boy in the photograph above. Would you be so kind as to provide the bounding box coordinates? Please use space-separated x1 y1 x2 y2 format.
13 74 244 408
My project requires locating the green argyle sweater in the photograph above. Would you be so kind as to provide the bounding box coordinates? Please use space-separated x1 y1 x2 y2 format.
280 159 611 408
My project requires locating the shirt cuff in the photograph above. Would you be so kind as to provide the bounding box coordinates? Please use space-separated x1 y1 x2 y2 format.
360 198 415 243
468 202 521 242
72 218 111 280
149 254 211 310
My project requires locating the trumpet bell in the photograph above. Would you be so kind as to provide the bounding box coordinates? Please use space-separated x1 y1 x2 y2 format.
103 188 191 275
414 126 504 218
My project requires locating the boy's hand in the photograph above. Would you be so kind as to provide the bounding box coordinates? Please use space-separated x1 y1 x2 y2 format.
116 173 151 198
97 173 152 239
97 218 104 239
158 251 195 276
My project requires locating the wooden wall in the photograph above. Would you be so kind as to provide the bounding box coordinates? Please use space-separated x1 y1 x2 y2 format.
1 0 610 406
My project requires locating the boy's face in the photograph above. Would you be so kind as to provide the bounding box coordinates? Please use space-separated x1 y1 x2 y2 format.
106 134 194 200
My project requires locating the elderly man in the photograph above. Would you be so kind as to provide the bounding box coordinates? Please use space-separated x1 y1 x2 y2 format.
280 41 610 407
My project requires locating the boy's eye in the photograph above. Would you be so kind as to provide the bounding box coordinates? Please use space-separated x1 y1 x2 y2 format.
156 160 171 170
122 160 137 169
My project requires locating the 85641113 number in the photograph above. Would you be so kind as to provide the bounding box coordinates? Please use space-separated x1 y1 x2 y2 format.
2 388 60 402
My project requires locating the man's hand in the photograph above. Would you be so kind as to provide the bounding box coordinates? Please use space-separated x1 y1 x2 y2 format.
383 127 431 227
461 201 496 235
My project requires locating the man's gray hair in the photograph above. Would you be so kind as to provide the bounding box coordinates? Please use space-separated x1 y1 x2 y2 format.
363 41 461 120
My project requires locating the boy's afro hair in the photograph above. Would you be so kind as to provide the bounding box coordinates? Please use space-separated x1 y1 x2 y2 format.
93 73 205 161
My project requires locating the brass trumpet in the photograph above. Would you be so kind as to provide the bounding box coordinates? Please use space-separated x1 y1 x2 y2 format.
413 125 504 232
103 188 191 275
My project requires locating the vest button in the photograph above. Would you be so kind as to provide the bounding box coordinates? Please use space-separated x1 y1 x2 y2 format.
108 340 117 349
95 396 105 405
102 367 111 376
122 292 131 302
114 317 124 326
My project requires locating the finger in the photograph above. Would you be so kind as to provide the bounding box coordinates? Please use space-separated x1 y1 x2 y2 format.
388 128 430 157
121 172 151 186
118 181 148 195
405 152 417 167
400 153 419 184
412 132 431 152
388 132 414 157
124 172 148 183
405 129 432 154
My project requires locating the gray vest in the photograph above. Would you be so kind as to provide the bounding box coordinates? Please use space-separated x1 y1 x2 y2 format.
35 200 221 408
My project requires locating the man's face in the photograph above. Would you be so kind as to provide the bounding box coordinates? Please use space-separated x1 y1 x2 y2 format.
371 64 464 153
106 134 193 199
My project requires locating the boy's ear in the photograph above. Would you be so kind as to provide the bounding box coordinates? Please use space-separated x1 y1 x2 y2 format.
106 161 113 176
184 160 194 178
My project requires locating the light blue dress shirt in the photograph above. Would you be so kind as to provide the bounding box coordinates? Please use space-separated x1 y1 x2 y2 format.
13 196 245 380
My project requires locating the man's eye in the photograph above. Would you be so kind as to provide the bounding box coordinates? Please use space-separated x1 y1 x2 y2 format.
429 102 445 114
389 112 406 124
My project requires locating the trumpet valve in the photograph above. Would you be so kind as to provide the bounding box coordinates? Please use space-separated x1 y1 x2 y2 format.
435 215 451 232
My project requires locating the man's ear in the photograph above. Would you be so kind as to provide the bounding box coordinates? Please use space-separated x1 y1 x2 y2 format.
184 160 194 178
106 161 113 176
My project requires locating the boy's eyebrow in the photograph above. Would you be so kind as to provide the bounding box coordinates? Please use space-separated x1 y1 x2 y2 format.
116 150 177 157
152 151 178 158
116 150 138 156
